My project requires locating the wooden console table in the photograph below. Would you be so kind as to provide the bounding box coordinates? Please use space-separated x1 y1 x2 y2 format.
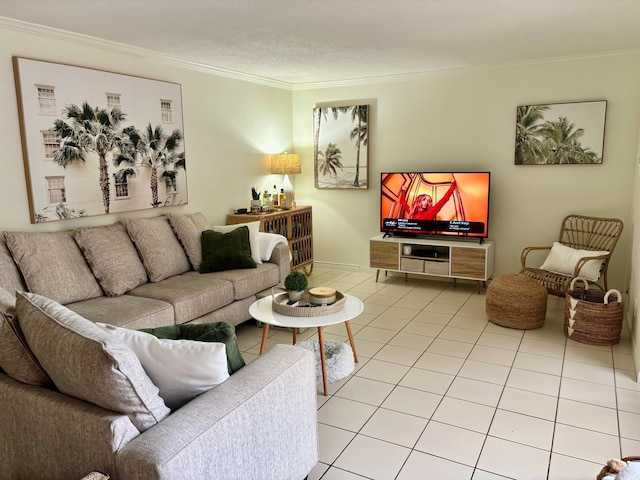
227 205 313 274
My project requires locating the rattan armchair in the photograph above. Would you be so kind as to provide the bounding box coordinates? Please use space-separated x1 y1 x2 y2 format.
520 214 623 297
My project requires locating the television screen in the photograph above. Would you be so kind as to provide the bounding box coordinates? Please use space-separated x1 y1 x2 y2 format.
380 172 491 238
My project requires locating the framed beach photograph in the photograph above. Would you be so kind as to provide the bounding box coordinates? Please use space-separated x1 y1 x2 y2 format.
313 104 369 189
13 57 187 223
514 100 606 165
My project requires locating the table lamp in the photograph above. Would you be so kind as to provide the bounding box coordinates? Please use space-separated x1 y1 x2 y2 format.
270 153 301 209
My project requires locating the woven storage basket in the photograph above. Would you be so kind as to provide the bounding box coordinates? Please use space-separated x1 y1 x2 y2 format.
596 456 640 480
485 274 547 329
564 277 623 346
271 287 346 317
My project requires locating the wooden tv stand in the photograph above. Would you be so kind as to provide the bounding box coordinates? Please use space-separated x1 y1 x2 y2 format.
369 234 494 293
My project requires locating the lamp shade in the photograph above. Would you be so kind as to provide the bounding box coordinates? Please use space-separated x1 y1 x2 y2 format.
271 153 301 175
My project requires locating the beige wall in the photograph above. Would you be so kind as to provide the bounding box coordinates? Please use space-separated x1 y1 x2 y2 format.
0 20 293 232
292 52 640 374
2 19 640 375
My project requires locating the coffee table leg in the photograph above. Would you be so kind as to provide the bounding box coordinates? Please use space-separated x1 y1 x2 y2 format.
317 326 329 396
344 320 359 363
259 323 270 355
292 327 297 345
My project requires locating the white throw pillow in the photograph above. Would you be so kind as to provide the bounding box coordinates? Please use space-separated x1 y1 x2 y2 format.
97 323 229 410
539 242 609 282
212 221 262 264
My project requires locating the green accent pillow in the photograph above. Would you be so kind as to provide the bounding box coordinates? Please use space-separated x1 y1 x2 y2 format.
139 322 245 374
200 227 257 273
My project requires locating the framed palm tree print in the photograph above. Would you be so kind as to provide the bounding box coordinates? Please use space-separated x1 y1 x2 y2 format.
515 100 606 165
313 104 369 189
13 57 187 223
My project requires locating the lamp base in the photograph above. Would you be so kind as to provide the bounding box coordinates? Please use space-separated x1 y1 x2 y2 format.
281 174 294 209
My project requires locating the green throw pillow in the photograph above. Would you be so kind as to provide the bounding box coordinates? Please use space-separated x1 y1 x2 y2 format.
140 322 245 374
200 227 257 273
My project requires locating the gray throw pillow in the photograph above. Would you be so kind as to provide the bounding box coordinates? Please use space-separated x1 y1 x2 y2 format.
0 238 26 292
4 231 103 305
166 212 211 270
126 217 191 282
16 291 170 432
0 288 52 387
74 222 148 296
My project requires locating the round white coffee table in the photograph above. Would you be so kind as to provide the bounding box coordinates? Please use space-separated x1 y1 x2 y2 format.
249 293 364 395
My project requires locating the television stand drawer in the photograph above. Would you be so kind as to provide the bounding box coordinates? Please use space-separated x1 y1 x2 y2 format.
400 257 425 273
423 260 449 276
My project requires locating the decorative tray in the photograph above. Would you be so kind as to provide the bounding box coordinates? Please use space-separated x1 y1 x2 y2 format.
271 287 346 317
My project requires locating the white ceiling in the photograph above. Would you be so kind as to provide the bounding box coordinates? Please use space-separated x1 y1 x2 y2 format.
1 0 639 86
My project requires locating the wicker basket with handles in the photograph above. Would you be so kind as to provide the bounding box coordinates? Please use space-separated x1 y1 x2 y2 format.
564 277 623 345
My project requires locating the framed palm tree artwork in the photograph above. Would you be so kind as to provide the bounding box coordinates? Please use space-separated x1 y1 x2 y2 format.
515 100 606 165
13 57 187 223
313 104 369 189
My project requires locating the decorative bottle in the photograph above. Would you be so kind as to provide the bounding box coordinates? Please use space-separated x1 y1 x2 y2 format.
272 185 279 208
279 189 287 210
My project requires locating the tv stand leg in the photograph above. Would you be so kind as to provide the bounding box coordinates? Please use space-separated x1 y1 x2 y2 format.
375 269 380 282
405 273 408 283
453 278 457 288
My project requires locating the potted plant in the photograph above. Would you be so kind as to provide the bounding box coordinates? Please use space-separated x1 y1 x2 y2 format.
284 270 308 301
250 187 261 213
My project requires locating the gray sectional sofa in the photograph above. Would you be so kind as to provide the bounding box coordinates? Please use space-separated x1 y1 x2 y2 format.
0 212 291 329
0 212 319 479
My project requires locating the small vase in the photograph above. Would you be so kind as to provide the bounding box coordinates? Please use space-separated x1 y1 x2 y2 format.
288 290 304 302
250 200 261 213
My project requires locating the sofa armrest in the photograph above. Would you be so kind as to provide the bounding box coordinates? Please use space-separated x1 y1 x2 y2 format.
116 344 318 480
0 373 139 480
267 242 291 284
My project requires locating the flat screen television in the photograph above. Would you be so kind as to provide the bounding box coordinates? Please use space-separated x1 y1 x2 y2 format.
380 172 491 239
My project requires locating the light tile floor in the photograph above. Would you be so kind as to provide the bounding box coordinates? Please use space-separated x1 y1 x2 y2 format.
235 267 639 480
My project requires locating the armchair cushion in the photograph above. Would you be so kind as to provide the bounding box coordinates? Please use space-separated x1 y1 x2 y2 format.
540 242 609 282
16 291 170 432
97 323 229 411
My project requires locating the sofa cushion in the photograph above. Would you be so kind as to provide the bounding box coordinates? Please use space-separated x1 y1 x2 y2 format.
16 291 170 432
0 288 52 387
200 227 256 274
187 262 280 301
4 231 103 305
128 274 235 324
213 221 262 265
167 212 211 270
74 222 148 296
97 323 229 410
0 238 26 292
126 217 191 282
65 295 175 330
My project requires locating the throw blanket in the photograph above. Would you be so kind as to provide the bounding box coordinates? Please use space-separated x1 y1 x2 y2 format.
258 232 292 261
140 322 245 374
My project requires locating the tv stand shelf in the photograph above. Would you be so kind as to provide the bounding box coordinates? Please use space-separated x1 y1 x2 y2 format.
369 234 494 292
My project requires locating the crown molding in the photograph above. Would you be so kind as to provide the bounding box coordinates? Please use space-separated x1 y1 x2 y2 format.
0 16 294 90
2 16 638 92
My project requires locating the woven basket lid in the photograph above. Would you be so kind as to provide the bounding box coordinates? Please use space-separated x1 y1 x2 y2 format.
309 287 336 298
